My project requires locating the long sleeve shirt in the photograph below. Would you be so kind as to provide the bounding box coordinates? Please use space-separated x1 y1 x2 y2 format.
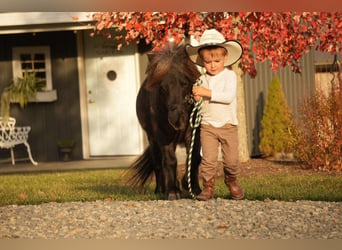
200 68 238 127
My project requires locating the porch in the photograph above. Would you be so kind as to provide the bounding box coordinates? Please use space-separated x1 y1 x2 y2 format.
0 157 136 174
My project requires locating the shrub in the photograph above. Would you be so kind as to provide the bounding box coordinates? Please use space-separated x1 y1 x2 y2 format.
0 71 43 119
294 87 342 171
259 77 298 157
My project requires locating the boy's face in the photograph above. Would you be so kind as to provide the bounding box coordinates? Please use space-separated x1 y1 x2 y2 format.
200 47 228 76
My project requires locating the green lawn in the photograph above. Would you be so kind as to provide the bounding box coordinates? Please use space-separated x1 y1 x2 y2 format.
0 168 341 206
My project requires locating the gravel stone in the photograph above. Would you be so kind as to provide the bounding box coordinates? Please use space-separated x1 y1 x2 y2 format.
0 199 341 239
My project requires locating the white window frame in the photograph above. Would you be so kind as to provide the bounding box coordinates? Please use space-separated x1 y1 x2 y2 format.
314 50 340 97
12 46 53 91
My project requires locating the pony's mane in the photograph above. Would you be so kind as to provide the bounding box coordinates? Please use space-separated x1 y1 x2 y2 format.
145 44 198 90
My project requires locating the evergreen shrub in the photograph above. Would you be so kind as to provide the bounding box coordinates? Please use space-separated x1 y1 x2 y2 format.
259 77 298 157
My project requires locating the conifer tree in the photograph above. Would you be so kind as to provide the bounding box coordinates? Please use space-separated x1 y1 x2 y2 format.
259 77 297 157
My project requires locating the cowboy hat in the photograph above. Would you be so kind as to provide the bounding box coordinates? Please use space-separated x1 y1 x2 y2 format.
185 29 243 67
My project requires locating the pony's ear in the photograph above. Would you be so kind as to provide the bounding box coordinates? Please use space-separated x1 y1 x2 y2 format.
145 60 170 90
144 49 173 90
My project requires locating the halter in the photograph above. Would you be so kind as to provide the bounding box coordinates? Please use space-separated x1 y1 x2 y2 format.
187 78 203 199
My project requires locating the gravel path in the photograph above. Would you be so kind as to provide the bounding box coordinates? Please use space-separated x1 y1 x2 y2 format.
1 199 341 239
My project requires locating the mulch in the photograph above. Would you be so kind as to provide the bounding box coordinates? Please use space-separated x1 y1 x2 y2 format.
178 158 341 180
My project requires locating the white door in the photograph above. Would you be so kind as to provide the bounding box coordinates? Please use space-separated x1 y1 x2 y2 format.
83 31 143 156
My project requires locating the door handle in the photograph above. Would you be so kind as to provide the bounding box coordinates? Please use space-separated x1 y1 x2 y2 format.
88 90 95 103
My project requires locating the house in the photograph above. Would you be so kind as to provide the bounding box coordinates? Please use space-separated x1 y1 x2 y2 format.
0 12 148 163
0 12 337 163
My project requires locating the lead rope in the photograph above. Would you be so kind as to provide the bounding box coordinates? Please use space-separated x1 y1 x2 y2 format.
187 78 203 199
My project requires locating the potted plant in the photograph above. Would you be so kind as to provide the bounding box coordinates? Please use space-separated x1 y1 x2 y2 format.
0 71 44 120
57 139 76 161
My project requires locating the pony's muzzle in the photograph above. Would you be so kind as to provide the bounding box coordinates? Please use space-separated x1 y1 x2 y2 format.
168 108 187 131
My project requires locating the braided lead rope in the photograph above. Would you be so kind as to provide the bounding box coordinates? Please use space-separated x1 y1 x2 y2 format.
187 78 203 199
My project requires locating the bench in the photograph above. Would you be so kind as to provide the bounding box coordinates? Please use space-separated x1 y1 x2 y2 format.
0 117 38 165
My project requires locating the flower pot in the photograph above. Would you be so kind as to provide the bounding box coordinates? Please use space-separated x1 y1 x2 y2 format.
58 146 73 161
57 140 75 161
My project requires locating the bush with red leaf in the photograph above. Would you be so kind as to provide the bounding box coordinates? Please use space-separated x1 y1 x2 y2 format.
294 86 342 171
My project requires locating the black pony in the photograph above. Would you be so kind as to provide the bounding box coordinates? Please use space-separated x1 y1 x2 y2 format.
129 43 202 200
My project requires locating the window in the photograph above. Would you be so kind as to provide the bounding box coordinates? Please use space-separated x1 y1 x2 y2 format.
314 50 340 73
314 50 341 97
12 46 53 91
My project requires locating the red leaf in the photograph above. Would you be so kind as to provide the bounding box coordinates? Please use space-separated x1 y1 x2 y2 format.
125 23 132 30
19 193 27 199
134 23 142 30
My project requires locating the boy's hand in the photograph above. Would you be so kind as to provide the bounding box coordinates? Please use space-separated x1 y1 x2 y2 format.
192 86 211 99
193 95 202 102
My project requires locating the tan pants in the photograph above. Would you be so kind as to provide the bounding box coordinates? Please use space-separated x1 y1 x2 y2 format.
199 123 240 181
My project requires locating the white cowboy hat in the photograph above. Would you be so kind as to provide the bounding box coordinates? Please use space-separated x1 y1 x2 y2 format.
185 29 243 67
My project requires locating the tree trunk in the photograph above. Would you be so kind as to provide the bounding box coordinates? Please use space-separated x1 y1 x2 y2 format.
233 16 250 163
233 63 250 163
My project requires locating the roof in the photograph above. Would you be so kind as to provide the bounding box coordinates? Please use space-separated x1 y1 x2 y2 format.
0 12 94 34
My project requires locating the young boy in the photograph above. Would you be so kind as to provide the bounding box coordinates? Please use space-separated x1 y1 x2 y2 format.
185 29 244 200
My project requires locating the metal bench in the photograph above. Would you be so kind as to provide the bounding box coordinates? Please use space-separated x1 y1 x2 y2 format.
0 117 38 165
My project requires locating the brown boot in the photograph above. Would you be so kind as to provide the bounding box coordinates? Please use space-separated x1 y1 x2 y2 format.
196 177 215 201
224 176 244 200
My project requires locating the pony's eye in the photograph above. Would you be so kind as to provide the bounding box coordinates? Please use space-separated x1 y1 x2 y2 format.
180 81 190 87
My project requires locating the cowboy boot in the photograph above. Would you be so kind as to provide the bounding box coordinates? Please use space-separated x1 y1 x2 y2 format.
196 177 215 201
224 175 244 200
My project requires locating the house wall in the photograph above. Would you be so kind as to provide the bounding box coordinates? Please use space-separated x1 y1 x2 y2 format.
0 31 83 162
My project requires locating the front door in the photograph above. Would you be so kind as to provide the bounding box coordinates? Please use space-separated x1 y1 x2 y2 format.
83 31 143 156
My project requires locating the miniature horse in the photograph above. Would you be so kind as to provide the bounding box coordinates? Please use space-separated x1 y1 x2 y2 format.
129 43 202 200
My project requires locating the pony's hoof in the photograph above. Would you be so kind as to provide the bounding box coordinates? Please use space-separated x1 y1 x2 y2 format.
167 192 181 200
181 179 202 196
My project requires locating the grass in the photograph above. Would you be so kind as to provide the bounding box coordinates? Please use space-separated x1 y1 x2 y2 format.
236 174 342 202
0 168 341 206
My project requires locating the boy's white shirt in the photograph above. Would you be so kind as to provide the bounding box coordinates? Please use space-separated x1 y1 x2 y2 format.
200 68 238 127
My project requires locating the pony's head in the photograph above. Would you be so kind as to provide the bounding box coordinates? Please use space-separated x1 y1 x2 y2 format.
145 44 201 131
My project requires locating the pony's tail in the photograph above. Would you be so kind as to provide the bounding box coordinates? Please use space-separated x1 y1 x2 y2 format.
127 147 154 188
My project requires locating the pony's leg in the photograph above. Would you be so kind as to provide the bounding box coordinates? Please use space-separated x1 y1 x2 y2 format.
148 141 164 194
161 144 181 200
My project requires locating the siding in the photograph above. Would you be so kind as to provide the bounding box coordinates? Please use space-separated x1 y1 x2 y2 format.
243 51 315 157
0 31 82 162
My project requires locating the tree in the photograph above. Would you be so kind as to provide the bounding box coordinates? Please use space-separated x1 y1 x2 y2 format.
259 77 297 158
90 12 342 78
89 12 342 161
